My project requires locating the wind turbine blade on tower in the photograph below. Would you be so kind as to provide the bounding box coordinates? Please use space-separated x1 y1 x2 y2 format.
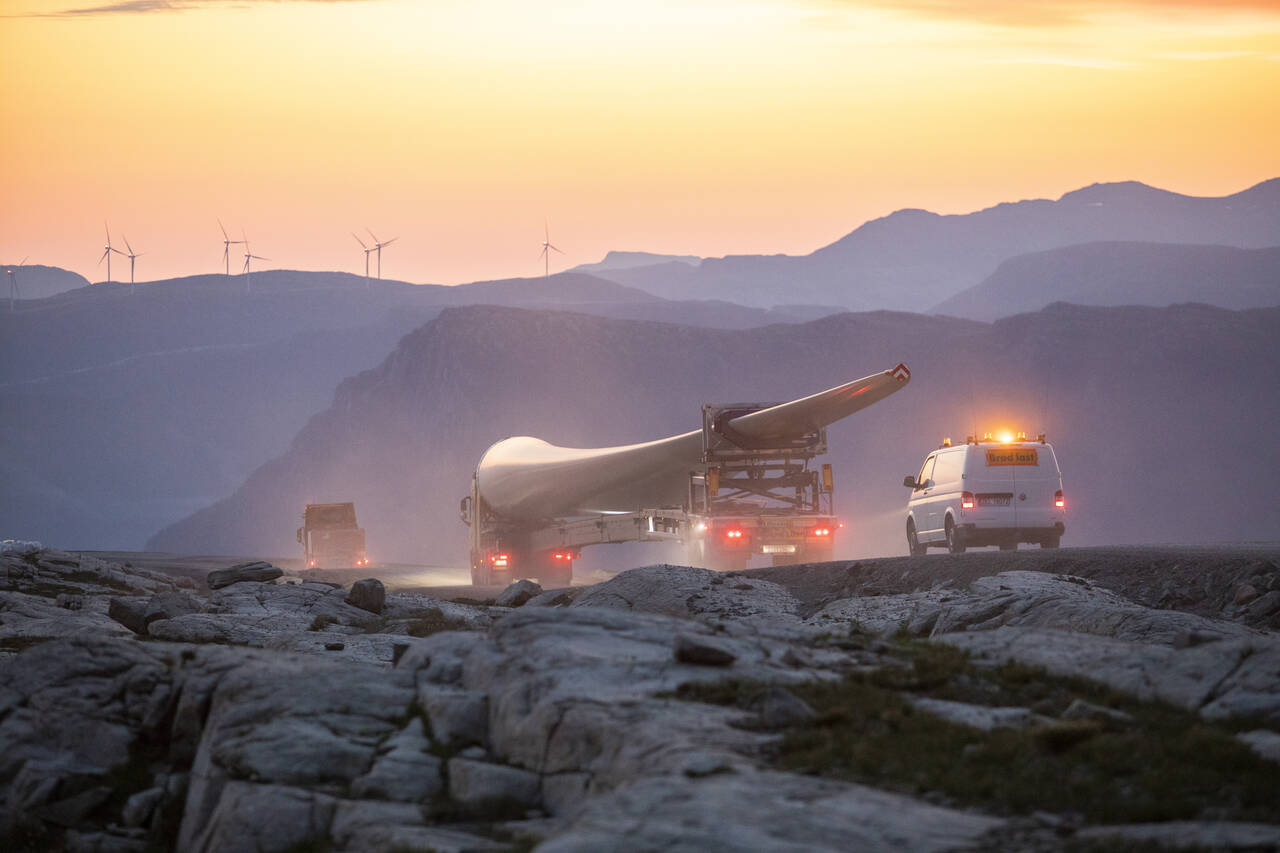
123 236 134 255
381 237 398 247
353 233 368 249
549 244 564 254
219 219 230 241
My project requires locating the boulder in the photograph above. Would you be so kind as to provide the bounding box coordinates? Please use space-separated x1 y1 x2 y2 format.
674 633 737 667
350 718 443 803
106 597 148 635
143 591 203 629
495 579 542 608
205 561 282 590
447 757 541 809
908 697 1042 731
420 687 489 747
537 771 1002 853
345 578 386 614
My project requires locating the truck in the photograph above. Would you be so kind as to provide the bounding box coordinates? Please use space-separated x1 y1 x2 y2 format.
461 366 911 587
297 502 369 569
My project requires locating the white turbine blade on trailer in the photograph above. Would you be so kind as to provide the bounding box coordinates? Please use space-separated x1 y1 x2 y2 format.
475 365 911 522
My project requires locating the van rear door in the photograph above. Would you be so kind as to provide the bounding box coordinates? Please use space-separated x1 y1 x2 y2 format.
965 446 1017 529
1010 444 1061 530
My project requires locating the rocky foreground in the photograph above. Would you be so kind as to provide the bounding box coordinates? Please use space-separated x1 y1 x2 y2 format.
2 542 1279 852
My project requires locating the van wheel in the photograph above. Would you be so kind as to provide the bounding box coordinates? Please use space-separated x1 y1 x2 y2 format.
945 518 966 554
906 521 927 557
1041 536 1060 549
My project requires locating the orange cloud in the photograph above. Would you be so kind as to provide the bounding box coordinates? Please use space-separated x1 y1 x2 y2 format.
849 0 1280 27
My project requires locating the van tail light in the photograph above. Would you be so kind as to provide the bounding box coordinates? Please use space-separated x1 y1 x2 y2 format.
1055 490 1065 509
961 491 974 510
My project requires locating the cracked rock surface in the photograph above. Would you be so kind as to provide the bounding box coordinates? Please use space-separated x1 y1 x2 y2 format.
2 545 1278 851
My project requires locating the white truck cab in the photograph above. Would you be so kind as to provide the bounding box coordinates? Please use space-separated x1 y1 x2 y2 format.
903 434 1065 554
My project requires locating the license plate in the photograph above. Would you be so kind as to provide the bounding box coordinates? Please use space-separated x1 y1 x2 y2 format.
762 544 798 554
978 495 1011 507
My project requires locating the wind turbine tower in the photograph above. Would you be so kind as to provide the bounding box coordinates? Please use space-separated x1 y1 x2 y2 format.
353 233 375 286
121 236 144 294
366 229 397 279
6 256 26 312
99 224 124 283
219 220 244 276
240 232 269 293
539 221 563 278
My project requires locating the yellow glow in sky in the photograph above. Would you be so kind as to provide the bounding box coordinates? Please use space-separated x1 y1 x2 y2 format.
2 0 1278 284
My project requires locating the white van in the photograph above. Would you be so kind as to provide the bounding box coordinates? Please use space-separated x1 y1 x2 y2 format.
903 436 1065 554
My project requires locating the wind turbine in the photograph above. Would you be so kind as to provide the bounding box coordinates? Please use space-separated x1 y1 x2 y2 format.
240 231 269 293
365 228 397 279
121 235 144 294
6 256 26 312
539 220 563 278
99 224 124 283
219 220 244 276
353 233 375 286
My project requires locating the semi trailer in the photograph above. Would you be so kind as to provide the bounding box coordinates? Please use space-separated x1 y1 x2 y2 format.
461 364 911 587
297 502 369 569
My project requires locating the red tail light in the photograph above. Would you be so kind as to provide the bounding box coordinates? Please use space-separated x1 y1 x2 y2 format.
724 528 744 540
811 526 831 537
961 492 974 510
1055 490 1065 509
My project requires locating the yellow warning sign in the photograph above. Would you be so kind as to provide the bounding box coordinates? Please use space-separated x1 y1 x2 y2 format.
986 448 1039 466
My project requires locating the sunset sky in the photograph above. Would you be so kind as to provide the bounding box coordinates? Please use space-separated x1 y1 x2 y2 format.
2 0 1278 285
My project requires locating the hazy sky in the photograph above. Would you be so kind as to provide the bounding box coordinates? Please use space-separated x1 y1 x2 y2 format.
2 0 1277 285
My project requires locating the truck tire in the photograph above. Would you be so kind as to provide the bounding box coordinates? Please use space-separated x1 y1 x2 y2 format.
945 518 966 555
907 520 927 557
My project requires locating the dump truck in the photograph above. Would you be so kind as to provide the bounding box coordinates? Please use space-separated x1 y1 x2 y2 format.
461 365 911 587
297 502 369 569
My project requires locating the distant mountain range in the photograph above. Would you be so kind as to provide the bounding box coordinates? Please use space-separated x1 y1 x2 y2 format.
150 302 1280 564
3 264 89 300
0 270 829 548
932 243 1280 321
593 179 1280 311
572 251 701 273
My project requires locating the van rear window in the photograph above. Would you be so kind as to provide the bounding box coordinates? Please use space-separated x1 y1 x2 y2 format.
985 447 1039 466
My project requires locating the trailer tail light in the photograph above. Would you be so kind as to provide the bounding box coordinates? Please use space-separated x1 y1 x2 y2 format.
308 560 316 568
961 491 975 510
724 528 744 540
811 526 831 537
553 552 574 561
491 553 510 567
1055 490 1065 509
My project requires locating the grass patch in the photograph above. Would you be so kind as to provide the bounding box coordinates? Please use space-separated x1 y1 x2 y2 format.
0 636 55 653
671 646 1280 825
406 607 471 638
309 614 335 631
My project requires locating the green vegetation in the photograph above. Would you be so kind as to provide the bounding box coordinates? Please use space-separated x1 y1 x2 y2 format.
0 636 55 653
671 642 1280 824
309 614 335 631
406 607 471 638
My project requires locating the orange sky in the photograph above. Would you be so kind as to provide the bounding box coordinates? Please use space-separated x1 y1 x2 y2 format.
2 0 1278 285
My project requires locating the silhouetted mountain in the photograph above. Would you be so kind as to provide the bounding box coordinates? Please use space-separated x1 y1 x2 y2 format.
932 243 1280 321
572 251 702 273
604 179 1280 310
149 302 1280 564
3 265 89 300
0 269 821 548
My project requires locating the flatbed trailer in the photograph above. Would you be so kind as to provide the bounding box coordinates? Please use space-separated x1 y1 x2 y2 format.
463 398 842 585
